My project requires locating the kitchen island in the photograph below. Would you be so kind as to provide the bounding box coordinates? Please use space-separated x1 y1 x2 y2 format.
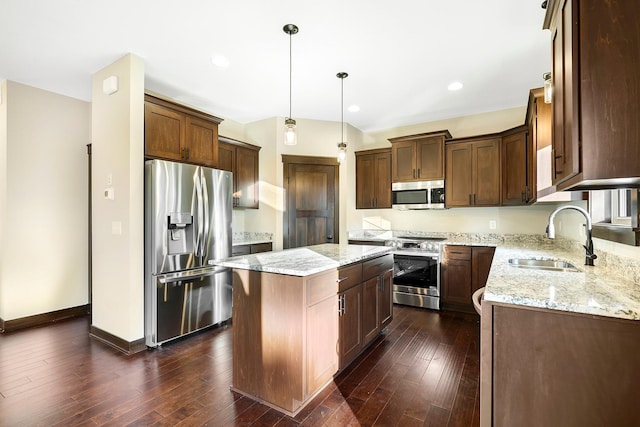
480 245 640 427
212 243 392 416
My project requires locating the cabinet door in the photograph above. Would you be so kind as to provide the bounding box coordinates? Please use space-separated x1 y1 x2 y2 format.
339 284 362 368
236 146 259 209
355 153 375 209
416 137 444 180
306 294 338 396
473 139 501 206
362 276 380 345
391 141 417 182
551 0 580 185
472 246 495 294
144 102 185 161
217 141 235 172
185 116 218 168
442 259 472 306
445 143 473 207
374 152 392 208
378 269 393 329
502 131 530 206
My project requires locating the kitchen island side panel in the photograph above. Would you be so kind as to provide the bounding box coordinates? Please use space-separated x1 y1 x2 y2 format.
232 269 305 412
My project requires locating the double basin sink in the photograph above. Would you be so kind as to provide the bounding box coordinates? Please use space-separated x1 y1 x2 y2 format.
508 258 580 272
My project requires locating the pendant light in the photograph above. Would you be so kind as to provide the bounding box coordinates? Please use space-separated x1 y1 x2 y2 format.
337 72 348 162
543 72 552 104
283 24 299 145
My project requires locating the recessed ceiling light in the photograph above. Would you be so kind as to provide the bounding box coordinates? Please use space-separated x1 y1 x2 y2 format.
348 105 360 112
211 55 230 68
448 81 463 91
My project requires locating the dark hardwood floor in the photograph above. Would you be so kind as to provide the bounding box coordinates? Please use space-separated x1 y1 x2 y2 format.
0 305 480 426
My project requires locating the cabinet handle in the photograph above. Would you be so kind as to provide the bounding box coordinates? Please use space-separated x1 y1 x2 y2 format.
474 194 477 205
413 169 416 178
373 197 377 208
521 191 526 203
469 194 472 205
417 168 421 178
184 148 190 160
337 277 349 283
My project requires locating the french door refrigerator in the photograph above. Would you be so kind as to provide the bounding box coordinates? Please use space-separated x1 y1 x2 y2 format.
145 159 232 347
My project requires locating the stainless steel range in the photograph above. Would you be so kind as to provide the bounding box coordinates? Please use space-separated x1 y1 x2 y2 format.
385 236 445 310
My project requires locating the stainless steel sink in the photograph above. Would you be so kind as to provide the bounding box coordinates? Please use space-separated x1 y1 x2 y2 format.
508 258 580 272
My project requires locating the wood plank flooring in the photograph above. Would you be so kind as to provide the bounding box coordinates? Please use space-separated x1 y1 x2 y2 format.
0 305 480 426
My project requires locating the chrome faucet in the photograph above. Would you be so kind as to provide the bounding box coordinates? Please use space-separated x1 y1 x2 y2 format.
546 205 597 266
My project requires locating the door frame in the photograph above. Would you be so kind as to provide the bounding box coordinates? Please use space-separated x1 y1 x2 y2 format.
282 155 340 249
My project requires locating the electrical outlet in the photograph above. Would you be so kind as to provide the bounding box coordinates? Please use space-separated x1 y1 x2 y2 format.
489 220 497 230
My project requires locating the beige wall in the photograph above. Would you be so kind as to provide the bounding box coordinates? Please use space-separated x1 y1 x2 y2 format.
0 81 91 321
91 54 145 342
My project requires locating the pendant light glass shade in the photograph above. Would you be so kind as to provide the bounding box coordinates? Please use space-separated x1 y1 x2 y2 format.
283 24 299 145
543 72 552 104
337 72 348 162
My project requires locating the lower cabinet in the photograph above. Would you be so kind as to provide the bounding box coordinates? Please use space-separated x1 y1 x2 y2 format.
442 245 495 312
338 253 393 369
231 242 272 256
481 302 640 427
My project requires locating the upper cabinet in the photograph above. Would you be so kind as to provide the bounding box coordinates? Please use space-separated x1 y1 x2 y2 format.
144 94 223 168
544 0 640 190
446 136 501 207
389 130 452 182
502 125 535 206
218 136 261 209
355 148 392 209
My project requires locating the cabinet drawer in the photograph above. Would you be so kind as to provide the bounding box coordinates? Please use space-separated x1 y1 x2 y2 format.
338 263 363 293
306 270 339 306
250 242 272 254
444 245 471 260
232 245 251 256
362 254 393 280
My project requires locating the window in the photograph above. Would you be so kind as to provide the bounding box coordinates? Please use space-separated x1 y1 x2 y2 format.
589 189 639 246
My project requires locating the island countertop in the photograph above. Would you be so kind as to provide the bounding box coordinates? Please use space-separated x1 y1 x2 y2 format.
484 244 640 321
211 243 392 277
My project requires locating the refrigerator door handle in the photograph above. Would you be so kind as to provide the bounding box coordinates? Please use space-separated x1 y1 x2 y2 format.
200 170 210 259
156 266 231 284
194 171 204 258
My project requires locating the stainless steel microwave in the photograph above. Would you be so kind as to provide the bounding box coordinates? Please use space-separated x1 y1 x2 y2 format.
392 180 445 210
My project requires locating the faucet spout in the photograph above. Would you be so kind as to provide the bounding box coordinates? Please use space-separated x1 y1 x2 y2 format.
546 205 597 266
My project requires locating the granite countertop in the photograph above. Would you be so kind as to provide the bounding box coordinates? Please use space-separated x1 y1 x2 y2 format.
211 243 391 277
484 245 640 321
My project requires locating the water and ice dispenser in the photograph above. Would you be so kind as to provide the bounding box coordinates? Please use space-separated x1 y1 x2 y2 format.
167 212 194 255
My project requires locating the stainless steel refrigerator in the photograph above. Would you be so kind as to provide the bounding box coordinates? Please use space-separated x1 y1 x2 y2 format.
144 159 232 347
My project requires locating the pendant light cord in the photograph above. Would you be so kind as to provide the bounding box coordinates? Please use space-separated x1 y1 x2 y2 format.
341 76 344 142
288 31 292 120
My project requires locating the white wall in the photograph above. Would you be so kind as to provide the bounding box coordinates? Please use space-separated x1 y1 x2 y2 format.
0 81 90 321
91 54 145 342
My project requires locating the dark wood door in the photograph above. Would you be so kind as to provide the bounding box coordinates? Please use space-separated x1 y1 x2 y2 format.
236 146 259 209
472 246 496 294
144 102 185 162
445 142 473 207
356 153 375 209
473 138 501 206
442 259 472 306
283 156 339 249
391 141 416 182
502 130 529 206
361 276 380 345
185 116 218 167
379 269 393 329
339 284 362 368
374 151 392 208
416 137 444 180
217 141 234 172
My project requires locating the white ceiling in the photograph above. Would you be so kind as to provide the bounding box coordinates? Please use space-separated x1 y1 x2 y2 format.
0 0 550 132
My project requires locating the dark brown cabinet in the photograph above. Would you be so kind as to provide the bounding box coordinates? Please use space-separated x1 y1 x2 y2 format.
442 245 495 312
231 242 272 256
544 0 640 190
502 126 534 206
144 94 222 168
218 136 261 209
338 253 393 369
445 137 501 207
355 148 392 209
389 131 452 182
